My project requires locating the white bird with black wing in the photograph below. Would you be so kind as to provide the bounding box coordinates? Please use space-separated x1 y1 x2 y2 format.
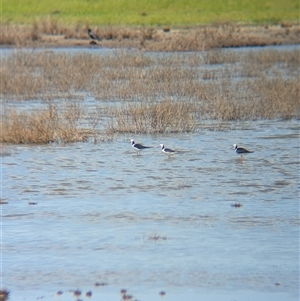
232 144 253 157
131 139 152 155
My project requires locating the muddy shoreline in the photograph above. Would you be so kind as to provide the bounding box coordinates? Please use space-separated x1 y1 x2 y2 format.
1 23 299 51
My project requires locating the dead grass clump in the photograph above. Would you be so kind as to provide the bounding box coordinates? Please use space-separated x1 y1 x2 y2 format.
95 22 298 51
0 24 40 46
199 95 253 121
140 27 157 43
231 45 299 69
1 51 104 100
145 232 167 241
104 50 154 68
248 49 300 66
107 99 196 134
90 52 200 101
147 23 241 51
250 77 300 119
148 29 207 51
204 49 241 64
1 49 299 129
197 76 300 121
0 22 299 50
1 103 99 144
37 17 67 35
242 49 300 75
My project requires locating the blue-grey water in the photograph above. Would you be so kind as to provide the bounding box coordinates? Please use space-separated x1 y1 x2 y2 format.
2 118 299 301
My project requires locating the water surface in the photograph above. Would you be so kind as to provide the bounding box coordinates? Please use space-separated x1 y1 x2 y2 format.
2 119 299 301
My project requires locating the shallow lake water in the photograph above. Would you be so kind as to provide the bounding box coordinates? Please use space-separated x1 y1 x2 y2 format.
2 118 299 301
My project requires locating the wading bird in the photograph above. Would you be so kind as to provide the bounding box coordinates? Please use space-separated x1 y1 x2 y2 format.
160 144 176 157
87 29 101 41
232 144 253 157
131 139 152 155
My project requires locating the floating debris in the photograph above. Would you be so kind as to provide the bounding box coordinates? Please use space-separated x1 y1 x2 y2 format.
231 203 242 208
0 289 10 301
146 232 167 241
95 282 108 286
73 289 81 297
28 202 38 205
122 294 133 300
0 199 8 205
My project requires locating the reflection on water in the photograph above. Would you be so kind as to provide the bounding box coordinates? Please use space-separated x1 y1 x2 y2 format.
2 119 299 300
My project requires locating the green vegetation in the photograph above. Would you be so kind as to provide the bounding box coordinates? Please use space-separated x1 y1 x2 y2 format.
1 0 298 26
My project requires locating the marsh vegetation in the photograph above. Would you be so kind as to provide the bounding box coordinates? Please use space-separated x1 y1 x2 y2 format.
1 103 99 144
0 22 299 50
1 48 299 143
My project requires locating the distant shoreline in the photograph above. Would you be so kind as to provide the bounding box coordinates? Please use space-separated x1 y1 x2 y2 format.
1 23 299 51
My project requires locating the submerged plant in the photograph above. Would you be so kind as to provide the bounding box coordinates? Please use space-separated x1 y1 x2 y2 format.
107 99 197 134
1 49 299 141
0 289 10 301
1 103 100 144
145 231 167 241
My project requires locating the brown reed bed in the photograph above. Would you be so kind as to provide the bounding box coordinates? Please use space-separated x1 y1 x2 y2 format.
107 99 197 134
196 77 299 121
1 49 299 101
1 103 99 144
1 51 103 100
0 21 299 50
1 49 299 142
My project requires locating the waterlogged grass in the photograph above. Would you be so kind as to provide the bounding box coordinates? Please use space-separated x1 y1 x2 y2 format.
107 99 197 134
1 0 299 25
1 104 99 144
1 49 299 143
0 21 298 50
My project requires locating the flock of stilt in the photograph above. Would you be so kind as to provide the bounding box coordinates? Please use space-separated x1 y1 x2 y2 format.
131 139 253 158
131 139 176 157
86 28 254 160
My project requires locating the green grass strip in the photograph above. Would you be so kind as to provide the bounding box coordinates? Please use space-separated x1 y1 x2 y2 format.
1 0 299 26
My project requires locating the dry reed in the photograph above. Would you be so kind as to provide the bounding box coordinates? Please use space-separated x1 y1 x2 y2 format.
1 103 99 144
0 22 299 50
107 99 196 134
1 49 299 142
195 77 299 121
